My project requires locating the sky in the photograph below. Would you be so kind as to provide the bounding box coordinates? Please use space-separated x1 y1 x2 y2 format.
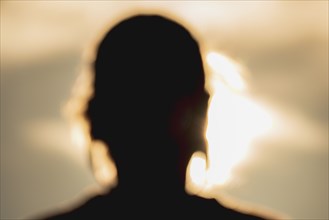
1 1 328 219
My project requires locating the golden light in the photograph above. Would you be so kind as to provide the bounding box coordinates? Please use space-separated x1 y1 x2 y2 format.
206 52 246 91
189 51 273 189
90 140 118 188
206 84 273 185
70 122 89 150
185 151 209 196
64 67 94 151
63 65 119 188
189 151 207 186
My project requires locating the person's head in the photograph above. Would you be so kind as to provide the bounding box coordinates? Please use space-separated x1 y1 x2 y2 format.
86 14 209 185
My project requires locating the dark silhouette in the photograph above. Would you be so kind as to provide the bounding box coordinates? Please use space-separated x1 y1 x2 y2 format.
42 15 271 219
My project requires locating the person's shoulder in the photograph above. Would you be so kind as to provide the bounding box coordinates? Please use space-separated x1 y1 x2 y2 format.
187 195 275 220
36 193 114 220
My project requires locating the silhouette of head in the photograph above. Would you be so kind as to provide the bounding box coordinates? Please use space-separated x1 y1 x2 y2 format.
39 14 274 220
86 15 209 189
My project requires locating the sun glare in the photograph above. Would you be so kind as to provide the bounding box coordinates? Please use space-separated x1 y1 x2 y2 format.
189 51 273 189
206 52 246 91
185 151 209 196
189 152 207 186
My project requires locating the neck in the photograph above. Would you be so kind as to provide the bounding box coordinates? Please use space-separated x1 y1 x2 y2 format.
117 159 186 189
111 141 190 195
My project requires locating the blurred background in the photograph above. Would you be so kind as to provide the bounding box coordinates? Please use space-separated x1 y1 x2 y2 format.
1 1 328 219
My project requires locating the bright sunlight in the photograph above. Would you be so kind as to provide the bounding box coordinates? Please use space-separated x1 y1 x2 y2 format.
188 51 273 189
